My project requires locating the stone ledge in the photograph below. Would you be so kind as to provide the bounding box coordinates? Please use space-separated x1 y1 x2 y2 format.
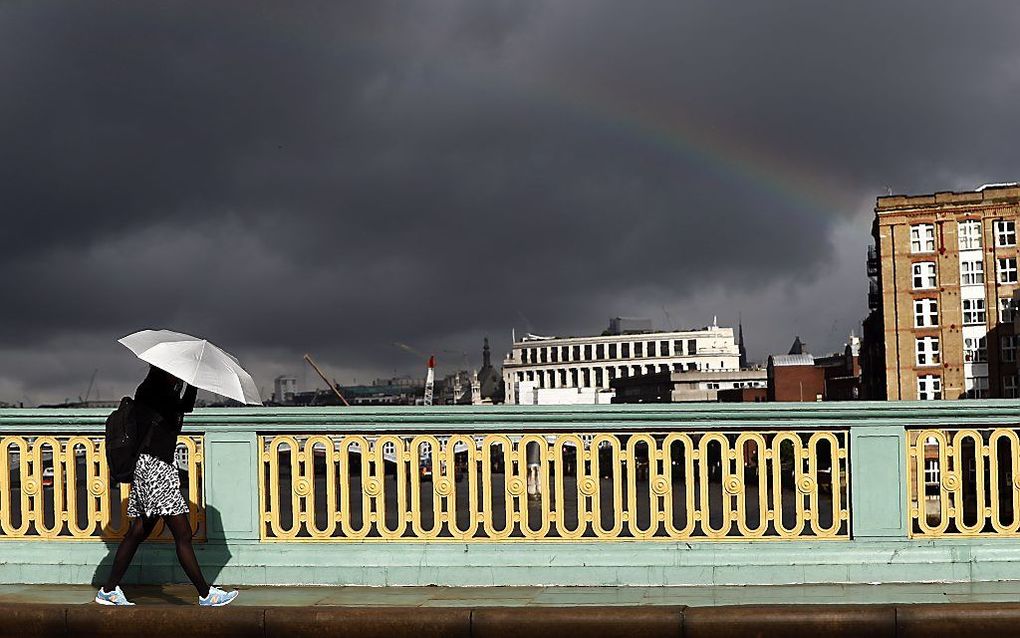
6 538 1020 587
4 603 1020 638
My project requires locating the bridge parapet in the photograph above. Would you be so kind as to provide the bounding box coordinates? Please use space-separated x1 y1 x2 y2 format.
3 402 1020 586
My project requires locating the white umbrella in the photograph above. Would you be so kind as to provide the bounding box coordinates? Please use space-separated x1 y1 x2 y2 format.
118 329 263 405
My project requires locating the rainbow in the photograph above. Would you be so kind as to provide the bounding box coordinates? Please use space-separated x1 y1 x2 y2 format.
520 72 860 214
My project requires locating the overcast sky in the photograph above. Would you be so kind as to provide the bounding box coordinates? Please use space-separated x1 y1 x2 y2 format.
3 1 1020 405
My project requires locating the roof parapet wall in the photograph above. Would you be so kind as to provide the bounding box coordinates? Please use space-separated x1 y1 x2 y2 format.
876 184 1020 213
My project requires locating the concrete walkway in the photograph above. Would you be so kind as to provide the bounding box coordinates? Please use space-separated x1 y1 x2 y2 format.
3 580 1020 607
6 585 1020 637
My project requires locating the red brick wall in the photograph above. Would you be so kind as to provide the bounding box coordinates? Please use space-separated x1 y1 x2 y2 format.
769 365 826 402
717 388 768 403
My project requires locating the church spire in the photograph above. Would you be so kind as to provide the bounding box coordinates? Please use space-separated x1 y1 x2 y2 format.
738 314 748 369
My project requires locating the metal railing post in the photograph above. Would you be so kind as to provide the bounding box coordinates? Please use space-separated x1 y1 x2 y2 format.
850 425 908 539
203 430 260 542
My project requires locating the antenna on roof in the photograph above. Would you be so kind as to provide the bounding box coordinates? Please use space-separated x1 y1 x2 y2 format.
977 182 1019 191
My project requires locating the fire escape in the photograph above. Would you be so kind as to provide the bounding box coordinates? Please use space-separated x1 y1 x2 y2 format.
867 245 881 310
862 243 886 399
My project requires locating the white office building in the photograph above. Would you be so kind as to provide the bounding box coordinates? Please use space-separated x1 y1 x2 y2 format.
502 319 743 404
273 376 297 405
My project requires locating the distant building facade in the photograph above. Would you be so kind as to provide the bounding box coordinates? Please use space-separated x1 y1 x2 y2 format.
717 387 768 403
766 336 861 402
516 386 616 405
866 184 1020 400
273 376 297 405
611 369 767 403
814 337 862 400
371 375 420 389
503 318 742 405
439 370 473 405
860 251 887 401
767 354 825 402
476 338 504 403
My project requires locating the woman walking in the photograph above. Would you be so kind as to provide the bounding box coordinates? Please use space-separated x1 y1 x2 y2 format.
95 366 238 606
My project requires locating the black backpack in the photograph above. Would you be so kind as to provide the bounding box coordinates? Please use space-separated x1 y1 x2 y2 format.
104 397 159 484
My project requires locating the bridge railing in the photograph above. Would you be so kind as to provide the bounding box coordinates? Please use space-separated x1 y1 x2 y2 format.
5 402 1020 586
0 433 204 541
259 430 849 541
907 426 1020 537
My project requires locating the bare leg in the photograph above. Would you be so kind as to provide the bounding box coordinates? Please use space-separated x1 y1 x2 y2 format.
165 514 209 598
104 516 158 592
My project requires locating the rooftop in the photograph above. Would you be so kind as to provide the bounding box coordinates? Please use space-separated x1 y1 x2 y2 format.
876 182 1020 212
517 325 733 345
769 354 816 367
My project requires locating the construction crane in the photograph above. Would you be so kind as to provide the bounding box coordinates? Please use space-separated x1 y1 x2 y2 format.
423 355 435 406
393 341 426 358
79 369 98 404
394 342 440 405
303 354 350 406
393 342 446 406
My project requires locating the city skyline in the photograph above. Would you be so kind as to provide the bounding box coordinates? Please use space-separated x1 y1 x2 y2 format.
3 2 1020 404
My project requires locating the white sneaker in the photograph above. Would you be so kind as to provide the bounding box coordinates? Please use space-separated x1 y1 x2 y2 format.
199 586 238 607
95 586 135 606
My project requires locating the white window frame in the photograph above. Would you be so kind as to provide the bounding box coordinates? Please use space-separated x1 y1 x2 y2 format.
962 298 987 325
912 262 937 289
915 337 941 367
964 335 988 363
999 258 1018 284
1005 374 1019 399
917 375 942 400
1002 336 1017 363
961 260 985 285
966 375 989 399
996 220 1017 247
911 224 935 253
914 298 939 328
1000 298 1019 324
959 219 982 250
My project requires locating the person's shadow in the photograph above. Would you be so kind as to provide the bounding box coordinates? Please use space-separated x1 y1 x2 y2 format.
91 501 232 604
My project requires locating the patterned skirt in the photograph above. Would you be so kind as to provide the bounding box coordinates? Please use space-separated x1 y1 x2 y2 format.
127 453 189 518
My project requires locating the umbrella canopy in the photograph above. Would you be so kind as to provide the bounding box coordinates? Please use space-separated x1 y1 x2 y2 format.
119 330 262 405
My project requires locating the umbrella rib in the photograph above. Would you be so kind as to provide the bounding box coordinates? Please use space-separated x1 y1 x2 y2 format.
194 340 208 386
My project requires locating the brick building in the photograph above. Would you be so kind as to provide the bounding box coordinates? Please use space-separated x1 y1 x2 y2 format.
766 336 861 402
717 387 768 402
865 184 1020 400
767 354 824 401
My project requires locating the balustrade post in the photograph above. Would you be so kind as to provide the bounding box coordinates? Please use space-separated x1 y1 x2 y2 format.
202 430 260 542
850 425 908 539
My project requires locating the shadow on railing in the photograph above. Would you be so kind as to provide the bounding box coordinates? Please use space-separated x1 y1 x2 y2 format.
90 504 231 595
0 435 205 541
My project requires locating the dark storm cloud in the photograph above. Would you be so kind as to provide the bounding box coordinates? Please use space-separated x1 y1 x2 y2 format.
2 1 1020 402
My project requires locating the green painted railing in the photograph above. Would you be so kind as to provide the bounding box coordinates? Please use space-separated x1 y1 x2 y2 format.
2 402 1020 586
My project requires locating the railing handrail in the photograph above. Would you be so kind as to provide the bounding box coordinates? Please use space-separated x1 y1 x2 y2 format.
4 401 1020 431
